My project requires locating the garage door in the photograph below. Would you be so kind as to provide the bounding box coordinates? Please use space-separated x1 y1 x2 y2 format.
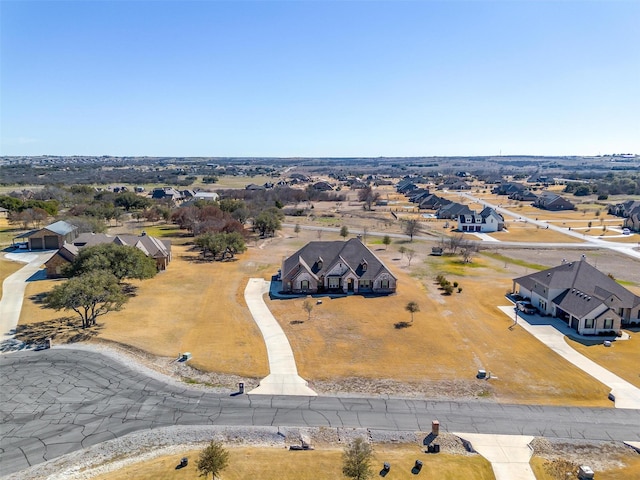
30 238 43 249
44 236 59 249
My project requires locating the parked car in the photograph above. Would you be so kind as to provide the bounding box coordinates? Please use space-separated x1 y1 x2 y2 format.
517 301 537 314
622 228 631 235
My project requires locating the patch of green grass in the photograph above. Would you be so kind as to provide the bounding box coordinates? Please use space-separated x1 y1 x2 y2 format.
423 256 488 277
137 224 182 238
481 252 546 271
616 279 638 287
182 377 216 387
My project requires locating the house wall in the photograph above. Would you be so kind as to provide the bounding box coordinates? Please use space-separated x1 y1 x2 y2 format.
289 271 318 293
45 254 71 278
373 272 396 293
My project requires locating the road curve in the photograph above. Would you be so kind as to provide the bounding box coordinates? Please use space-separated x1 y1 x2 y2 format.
1 348 639 476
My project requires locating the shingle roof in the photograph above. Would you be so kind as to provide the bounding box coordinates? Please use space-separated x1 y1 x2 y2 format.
283 238 395 282
514 259 640 310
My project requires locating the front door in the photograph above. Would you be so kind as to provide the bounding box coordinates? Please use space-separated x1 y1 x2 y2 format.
347 278 354 292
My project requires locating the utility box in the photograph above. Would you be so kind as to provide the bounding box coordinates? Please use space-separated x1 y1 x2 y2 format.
578 465 594 479
181 352 192 361
477 369 486 379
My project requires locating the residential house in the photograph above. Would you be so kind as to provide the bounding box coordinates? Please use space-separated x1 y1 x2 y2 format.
312 181 334 191
418 194 451 211
0 207 8 218
435 202 473 220
492 182 526 196
508 190 538 202
22 220 78 250
281 238 396 295
457 207 504 232
45 231 172 278
609 200 640 232
151 187 183 202
194 191 220 202
513 259 640 334
534 192 575 211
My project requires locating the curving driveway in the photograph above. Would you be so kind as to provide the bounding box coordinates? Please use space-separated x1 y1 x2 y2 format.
1 348 640 476
0 251 55 337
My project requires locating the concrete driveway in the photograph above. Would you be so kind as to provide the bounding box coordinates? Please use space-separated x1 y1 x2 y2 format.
243 278 316 395
0 251 55 337
500 306 640 409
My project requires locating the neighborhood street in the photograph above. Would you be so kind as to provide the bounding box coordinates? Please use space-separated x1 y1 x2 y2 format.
1 348 640 476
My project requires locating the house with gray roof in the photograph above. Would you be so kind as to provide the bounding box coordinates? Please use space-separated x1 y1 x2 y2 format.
45 231 171 278
513 259 640 334
22 220 78 250
533 191 575 211
457 207 504 233
281 238 396 295
435 202 473 220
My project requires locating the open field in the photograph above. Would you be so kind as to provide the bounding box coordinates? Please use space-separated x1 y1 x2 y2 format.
268 242 612 405
18 243 269 378
12 206 640 405
91 444 495 480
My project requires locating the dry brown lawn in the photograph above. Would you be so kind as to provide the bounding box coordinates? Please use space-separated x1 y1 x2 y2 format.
13 212 636 406
566 336 640 389
18 243 269 378
91 444 494 480
268 239 611 406
530 455 640 480
0 255 24 298
486 223 583 243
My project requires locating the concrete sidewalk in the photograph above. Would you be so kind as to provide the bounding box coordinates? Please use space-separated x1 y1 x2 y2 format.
243 278 316 396
1 251 54 336
455 433 535 480
499 306 640 409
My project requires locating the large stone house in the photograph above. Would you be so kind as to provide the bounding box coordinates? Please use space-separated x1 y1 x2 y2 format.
457 207 504 233
45 231 171 278
513 259 640 335
281 238 396 295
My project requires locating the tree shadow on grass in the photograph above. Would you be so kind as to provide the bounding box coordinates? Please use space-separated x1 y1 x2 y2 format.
290 320 305 325
15 317 102 344
394 321 412 329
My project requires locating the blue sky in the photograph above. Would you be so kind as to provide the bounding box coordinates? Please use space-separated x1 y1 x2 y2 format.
1 1 638 157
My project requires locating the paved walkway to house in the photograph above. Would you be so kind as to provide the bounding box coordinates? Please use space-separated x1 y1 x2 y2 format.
455 433 535 480
1 251 55 337
499 306 640 409
243 278 316 396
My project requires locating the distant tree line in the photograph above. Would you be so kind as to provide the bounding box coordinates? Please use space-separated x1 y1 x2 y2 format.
563 173 639 197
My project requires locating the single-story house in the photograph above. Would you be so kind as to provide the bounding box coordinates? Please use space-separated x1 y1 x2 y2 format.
0 207 8 218
513 259 640 334
457 207 504 232
533 192 575 211
435 202 473 220
194 191 219 202
45 231 171 278
281 237 396 295
21 220 78 250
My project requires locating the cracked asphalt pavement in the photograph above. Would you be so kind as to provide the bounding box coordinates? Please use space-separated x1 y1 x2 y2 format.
2 348 640 477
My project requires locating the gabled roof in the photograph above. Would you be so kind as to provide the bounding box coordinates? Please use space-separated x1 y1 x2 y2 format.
44 220 77 236
283 238 395 282
514 259 640 309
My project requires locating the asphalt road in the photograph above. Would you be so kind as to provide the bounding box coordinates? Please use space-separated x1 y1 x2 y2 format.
2 348 640 476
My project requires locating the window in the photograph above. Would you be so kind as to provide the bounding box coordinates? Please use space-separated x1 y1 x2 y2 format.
359 280 370 289
380 279 389 289
301 280 309 290
604 318 613 329
328 277 340 289
585 318 594 329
